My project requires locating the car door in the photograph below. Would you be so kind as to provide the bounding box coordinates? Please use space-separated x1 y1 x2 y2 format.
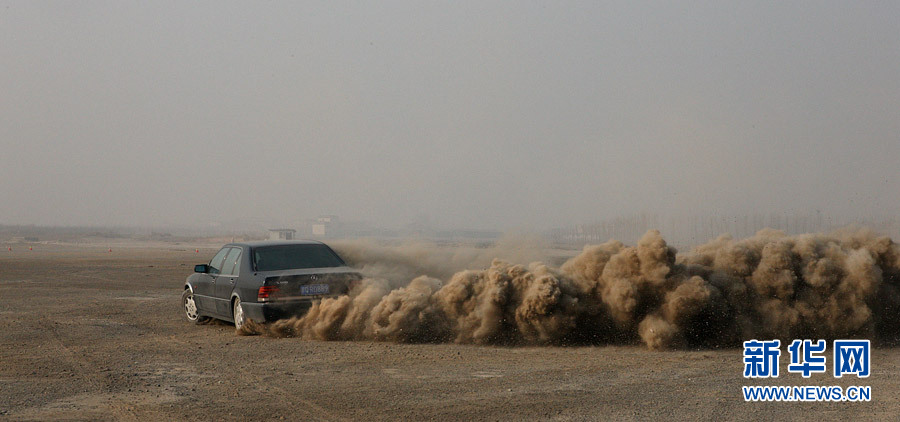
214 247 242 316
195 247 230 314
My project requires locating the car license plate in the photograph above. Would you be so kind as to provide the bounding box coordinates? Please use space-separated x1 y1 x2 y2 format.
301 284 329 295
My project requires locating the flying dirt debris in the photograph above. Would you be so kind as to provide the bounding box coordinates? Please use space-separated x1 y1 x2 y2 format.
239 229 900 350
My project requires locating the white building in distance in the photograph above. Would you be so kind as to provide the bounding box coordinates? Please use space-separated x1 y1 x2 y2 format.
267 228 296 241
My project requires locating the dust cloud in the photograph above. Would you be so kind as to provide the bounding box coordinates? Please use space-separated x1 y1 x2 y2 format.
239 229 900 349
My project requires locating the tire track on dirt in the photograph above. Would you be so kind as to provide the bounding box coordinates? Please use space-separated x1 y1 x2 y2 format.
246 371 349 422
64 271 127 284
24 318 141 421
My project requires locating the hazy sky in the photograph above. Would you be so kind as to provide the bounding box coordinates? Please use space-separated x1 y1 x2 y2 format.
1 1 898 230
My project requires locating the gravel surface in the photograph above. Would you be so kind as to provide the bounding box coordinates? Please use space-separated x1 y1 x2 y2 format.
1 245 897 421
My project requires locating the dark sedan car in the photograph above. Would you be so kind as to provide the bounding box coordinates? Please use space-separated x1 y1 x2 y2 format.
182 240 361 329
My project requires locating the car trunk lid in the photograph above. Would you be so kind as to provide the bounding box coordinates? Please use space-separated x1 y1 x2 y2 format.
262 269 362 300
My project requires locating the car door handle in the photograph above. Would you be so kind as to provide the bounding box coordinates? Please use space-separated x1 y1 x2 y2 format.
229 278 235 284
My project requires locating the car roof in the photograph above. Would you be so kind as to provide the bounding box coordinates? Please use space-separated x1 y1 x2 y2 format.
227 240 328 248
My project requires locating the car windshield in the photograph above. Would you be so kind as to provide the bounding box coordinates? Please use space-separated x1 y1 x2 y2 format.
253 244 345 271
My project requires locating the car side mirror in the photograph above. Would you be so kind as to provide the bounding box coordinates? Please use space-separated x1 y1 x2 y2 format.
194 264 210 273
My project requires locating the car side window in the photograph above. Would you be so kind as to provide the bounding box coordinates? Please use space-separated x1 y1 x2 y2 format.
208 248 230 275
232 248 242 275
220 248 241 276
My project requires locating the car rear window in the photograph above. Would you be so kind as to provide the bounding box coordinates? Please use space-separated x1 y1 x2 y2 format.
252 244 345 271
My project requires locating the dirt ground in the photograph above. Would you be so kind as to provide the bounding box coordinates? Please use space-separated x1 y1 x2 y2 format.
1 244 898 421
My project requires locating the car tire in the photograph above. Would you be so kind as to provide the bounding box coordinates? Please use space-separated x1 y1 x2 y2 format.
233 296 246 330
183 289 210 324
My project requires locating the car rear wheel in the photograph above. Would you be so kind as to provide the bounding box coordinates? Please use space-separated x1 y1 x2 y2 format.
183 289 210 324
233 297 246 330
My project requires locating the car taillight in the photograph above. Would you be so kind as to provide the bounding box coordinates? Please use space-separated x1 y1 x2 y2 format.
258 286 280 302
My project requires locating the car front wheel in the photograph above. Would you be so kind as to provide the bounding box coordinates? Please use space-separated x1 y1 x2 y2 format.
233 297 246 330
183 289 210 324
